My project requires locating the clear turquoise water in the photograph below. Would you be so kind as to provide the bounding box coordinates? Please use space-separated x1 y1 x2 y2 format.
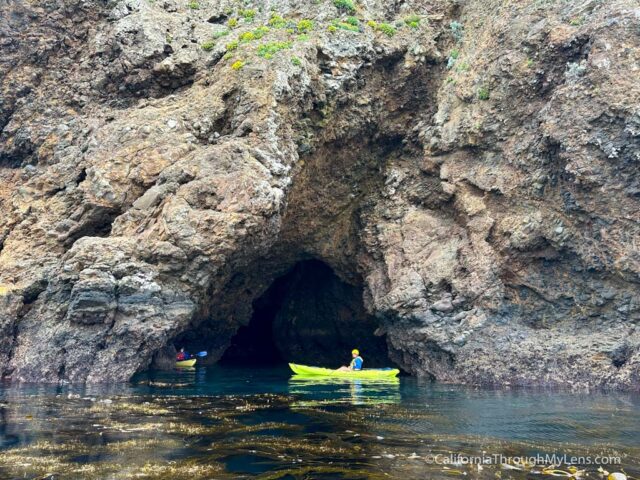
1 366 638 479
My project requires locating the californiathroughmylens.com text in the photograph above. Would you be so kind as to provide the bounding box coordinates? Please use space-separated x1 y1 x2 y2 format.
424 454 622 466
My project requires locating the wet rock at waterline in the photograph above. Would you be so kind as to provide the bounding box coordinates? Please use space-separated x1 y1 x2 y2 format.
0 0 639 387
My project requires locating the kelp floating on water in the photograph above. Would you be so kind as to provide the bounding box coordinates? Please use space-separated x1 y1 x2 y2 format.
0 392 638 479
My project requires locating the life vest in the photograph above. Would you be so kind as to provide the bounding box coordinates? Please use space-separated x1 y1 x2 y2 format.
350 356 363 370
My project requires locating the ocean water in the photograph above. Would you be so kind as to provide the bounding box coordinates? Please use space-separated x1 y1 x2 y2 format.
0 365 638 479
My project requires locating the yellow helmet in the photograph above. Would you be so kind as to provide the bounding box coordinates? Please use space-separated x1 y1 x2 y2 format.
352 349 359 355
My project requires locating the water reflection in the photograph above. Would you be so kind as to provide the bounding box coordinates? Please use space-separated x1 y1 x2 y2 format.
289 375 401 406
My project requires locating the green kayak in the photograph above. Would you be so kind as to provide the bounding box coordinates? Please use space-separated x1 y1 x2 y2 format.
289 363 400 379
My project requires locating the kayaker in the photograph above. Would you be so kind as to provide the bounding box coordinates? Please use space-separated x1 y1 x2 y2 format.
176 348 190 361
337 349 363 372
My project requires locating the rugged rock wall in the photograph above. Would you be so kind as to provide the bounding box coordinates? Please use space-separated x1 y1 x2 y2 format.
0 0 638 387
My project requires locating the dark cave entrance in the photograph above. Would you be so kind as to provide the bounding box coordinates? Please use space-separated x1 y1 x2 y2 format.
219 260 392 368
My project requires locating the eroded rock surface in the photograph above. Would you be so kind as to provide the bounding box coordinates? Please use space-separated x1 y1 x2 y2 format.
0 0 638 387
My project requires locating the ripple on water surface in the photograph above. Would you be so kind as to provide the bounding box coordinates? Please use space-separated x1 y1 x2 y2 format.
0 366 638 479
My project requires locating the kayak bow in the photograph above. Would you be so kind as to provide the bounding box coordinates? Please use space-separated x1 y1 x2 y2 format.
289 363 399 379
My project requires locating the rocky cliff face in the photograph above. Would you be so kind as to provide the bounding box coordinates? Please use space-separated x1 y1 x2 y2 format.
0 0 638 387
